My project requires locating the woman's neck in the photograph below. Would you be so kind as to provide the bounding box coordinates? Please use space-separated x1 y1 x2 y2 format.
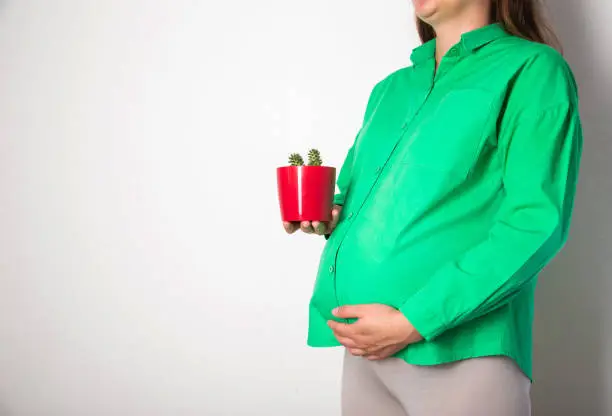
432 10 492 64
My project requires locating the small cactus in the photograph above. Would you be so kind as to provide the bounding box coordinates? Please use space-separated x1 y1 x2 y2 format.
307 148 323 166
288 153 305 166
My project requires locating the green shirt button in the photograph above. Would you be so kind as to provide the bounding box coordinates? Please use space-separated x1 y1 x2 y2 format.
329 265 335 273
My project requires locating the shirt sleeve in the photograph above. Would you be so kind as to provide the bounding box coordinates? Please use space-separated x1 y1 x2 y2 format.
399 103 583 340
332 140 356 206
324 121 363 241
331 76 390 207
325 133 356 239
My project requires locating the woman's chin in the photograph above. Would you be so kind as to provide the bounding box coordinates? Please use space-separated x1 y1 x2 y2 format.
413 1 439 21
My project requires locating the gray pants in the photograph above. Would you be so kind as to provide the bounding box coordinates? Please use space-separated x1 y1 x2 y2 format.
342 350 531 416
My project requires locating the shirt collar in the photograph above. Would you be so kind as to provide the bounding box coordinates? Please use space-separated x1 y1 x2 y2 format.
410 38 436 65
410 23 509 65
461 23 508 52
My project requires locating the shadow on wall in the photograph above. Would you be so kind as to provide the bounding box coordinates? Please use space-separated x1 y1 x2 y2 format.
533 1 612 415
0 0 10 412
0 404 11 416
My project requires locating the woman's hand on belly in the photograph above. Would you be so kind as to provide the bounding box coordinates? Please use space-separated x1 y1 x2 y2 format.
328 304 423 360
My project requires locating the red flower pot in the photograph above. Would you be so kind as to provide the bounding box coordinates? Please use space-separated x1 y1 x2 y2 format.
277 166 336 222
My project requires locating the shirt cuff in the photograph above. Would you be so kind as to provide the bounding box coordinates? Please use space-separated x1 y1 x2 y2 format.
333 194 345 206
399 298 447 341
323 200 344 240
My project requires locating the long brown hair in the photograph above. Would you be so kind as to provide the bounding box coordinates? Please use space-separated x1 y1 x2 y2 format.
416 0 561 51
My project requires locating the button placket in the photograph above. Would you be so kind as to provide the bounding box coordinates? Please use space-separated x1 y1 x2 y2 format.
329 68 436 314
435 46 462 82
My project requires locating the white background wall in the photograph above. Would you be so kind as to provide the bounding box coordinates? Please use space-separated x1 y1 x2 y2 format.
0 1 609 415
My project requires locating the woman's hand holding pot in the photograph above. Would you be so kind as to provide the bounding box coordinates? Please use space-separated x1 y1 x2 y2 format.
283 205 343 236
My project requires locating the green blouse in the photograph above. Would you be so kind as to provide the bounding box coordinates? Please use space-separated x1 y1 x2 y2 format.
307 23 583 380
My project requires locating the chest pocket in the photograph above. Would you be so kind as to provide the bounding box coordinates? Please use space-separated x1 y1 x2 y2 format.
400 88 495 178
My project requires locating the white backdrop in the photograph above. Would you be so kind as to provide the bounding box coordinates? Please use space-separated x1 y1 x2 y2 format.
0 1 610 415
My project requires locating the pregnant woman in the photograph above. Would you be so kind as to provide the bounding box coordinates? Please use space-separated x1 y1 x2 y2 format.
283 0 582 414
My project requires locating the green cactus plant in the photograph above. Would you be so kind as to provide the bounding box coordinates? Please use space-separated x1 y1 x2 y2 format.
288 152 305 166
307 148 323 166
